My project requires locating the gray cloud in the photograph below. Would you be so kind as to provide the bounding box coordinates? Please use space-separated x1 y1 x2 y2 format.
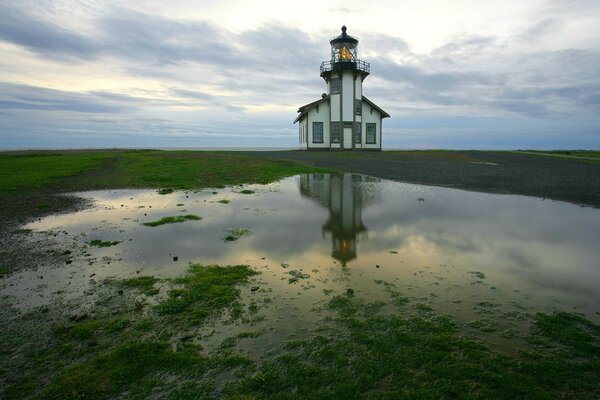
0 83 128 113
0 2 100 60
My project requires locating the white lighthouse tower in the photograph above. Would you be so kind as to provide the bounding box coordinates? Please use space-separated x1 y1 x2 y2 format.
295 26 389 150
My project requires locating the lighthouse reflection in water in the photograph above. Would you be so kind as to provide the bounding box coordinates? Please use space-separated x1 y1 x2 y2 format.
300 173 380 266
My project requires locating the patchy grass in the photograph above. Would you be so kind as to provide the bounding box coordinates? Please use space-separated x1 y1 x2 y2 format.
121 276 160 296
156 264 258 316
88 239 121 248
217 199 230 204
287 269 310 284
37 341 208 400
467 270 486 279
223 227 252 242
225 295 600 399
2 264 599 399
239 189 255 194
142 214 201 227
157 188 174 195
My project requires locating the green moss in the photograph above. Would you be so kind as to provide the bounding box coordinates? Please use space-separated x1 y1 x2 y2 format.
121 276 160 296
239 189 255 194
88 239 121 247
0 265 8 278
142 214 201 227
156 264 258 317
217 199 230 204
222 227 252 242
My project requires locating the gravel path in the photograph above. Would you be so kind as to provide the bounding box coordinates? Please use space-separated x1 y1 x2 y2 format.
236 150 600 208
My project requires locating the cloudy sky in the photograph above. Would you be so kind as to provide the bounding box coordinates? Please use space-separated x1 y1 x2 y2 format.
0 0 599 149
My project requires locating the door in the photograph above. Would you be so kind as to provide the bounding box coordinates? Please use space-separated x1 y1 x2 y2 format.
343 127 352 149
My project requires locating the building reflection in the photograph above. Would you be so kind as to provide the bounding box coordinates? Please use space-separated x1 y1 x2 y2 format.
300 173 381 266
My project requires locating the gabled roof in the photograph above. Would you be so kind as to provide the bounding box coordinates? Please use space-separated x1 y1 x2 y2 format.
293 94 390 123
362 96 390 118
294 95 329 123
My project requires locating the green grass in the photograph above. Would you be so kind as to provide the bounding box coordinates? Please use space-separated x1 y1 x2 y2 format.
156 264 258 317
0 150 331 194
142 214 201 227
88 239 121 247
38 341 208 400
217 199 230 204
121 276 160 296
0 152 108 192
239 189 255 194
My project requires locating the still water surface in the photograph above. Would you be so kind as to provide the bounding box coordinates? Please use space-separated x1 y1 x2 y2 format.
5 173 600 352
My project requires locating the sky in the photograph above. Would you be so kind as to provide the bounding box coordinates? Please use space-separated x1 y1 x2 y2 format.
0 0 599 150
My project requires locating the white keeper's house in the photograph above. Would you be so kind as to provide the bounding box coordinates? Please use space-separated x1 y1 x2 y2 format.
295 26 390 150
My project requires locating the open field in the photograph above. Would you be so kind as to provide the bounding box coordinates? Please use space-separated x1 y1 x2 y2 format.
1 149 599 399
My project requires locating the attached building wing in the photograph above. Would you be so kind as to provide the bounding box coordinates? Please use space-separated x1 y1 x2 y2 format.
294 95 330 123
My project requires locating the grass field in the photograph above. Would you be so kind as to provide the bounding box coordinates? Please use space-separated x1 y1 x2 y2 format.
0 150 332 194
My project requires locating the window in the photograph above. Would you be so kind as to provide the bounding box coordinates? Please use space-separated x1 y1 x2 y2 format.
355 122 361 143
331 78 340 94
366 123 376 144
331 122 340 143
354 99 362 115
312 122 323 143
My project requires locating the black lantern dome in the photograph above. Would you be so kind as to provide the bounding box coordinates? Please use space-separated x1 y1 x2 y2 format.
320 26 370 79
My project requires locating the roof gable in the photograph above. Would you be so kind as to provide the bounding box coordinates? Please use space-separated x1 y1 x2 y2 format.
362 96 390 118
294 95 329 123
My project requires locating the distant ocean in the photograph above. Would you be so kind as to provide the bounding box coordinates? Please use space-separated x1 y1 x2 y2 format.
0 146 298 152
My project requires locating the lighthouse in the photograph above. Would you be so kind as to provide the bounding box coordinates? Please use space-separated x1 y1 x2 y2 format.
295 26 390 150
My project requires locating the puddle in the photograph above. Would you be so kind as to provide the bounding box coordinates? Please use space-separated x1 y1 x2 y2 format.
2 173 599 355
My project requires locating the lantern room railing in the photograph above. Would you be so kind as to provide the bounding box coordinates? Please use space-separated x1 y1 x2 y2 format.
320 59 370 75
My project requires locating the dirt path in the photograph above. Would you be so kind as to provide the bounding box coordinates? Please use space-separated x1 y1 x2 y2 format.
236 150 600 208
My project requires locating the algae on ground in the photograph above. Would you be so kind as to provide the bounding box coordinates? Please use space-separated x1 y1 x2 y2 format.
142 214 201 227
222 228 252 242
120 276 160 296
88 239 121 247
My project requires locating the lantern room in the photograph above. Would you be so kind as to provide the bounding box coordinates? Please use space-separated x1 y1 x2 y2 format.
330 25 358 63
